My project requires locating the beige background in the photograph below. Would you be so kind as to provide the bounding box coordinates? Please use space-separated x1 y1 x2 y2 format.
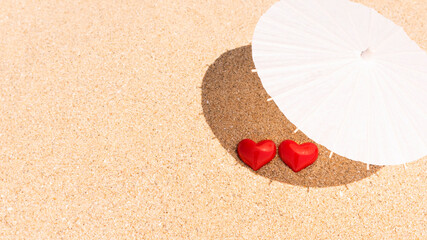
0 0 426 239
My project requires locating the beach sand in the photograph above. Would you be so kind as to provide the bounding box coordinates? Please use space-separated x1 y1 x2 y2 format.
0 0 425 238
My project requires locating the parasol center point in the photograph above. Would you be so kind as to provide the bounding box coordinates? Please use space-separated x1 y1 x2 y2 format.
361 48 373 60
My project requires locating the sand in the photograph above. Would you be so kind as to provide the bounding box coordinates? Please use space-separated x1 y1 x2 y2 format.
0 0 425 239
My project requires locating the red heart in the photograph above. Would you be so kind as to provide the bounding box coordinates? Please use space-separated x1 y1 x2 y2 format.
237 139 276 171
279 140 318 172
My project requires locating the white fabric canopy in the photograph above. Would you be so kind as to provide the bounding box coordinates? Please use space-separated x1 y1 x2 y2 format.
252 0 427 165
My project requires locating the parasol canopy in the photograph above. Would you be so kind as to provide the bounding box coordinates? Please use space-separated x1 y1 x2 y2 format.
252 0 427 165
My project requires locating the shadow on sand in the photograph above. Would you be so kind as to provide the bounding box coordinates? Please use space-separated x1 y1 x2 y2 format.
201 45 382 187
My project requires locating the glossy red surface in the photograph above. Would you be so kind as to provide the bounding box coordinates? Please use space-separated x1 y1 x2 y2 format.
279 140 318 172
237 139 276 171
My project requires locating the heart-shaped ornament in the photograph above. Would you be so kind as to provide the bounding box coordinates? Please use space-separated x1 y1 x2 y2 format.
237 139 276 171
279 140 318 172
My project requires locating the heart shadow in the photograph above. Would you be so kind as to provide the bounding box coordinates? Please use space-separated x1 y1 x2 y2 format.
201 45 382 187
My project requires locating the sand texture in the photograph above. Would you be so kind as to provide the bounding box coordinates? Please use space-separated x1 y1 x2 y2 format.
0 0 426 239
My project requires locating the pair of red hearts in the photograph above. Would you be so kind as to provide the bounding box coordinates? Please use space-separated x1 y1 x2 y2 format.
237 139 318 172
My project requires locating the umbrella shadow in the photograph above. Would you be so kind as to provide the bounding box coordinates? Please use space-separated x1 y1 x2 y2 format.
201 45 383 188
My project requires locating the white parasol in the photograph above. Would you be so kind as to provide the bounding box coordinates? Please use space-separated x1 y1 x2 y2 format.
252 0 427 165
